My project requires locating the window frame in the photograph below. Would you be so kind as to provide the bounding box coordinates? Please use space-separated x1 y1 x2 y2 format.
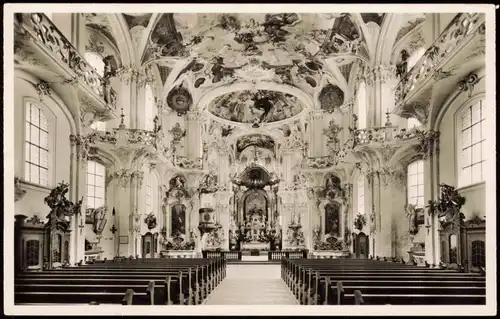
24 100 53 188
407 160 425 208
455 98 486 188
86 160 106 209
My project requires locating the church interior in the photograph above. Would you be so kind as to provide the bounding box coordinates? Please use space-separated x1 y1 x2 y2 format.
10 11 490 307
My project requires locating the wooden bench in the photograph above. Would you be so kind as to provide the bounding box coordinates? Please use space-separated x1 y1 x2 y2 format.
15 257 226 305
281 258 486 305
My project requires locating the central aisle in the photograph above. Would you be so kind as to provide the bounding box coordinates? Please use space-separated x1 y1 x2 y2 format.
203 264 299 305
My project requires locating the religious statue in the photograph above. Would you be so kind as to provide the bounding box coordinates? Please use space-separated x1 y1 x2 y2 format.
406 204 419 235
199 171 218 194
44 181 83 229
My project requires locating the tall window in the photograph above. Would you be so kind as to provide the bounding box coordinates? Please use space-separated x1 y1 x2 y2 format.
145 178 153 214
356 82 367 129
357 175 365 215
407 160 424 207
87 161 106 209
90 121 106 131
25 102 49 186
144 84 156 131
407 47 426 72
458 100 486 187
85 52 105 77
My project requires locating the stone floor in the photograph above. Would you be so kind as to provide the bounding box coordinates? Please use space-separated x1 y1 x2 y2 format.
203 264 298 305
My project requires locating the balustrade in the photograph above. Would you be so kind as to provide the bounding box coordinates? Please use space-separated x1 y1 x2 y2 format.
354 126 421 145
15 13 117 109
394 13 485 105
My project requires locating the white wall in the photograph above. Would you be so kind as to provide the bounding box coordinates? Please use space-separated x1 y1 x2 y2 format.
14 76 73 220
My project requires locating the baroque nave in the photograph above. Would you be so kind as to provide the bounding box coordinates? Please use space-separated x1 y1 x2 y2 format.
9 9 491 308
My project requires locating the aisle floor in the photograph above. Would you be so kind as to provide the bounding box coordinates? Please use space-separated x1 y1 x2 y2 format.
203 265 298 305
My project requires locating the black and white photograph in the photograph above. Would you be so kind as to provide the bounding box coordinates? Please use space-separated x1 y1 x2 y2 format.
3 3 496 316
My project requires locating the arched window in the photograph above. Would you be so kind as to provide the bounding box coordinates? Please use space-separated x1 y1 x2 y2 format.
458 99 486 187
407 160 424 208
87 161 106 209
84 52 105 77
357 174 365 215
25 102 49 187
356 82 367 129
407 117 421 129
144 84 156 131
407 47 426 72
90 121 106 131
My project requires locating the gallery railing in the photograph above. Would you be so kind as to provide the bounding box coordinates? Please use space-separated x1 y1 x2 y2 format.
394 13 485 105
354 126 421 146
15 13 117 109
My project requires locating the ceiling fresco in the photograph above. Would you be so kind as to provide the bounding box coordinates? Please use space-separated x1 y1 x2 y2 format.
146 13 367 61
208 90 305 124
123 13 152 30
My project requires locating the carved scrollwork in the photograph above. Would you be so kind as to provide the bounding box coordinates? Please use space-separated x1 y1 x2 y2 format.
69 134 96 164
457 73 480 98
415 130 440 159
35 81 51 101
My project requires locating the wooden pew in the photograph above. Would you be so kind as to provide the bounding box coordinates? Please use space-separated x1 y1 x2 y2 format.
15 257 225 305
281 258 486 305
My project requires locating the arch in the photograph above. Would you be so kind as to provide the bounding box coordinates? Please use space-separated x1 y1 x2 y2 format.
106 14 135 67
374 14 404 66
15 69 79 135
432 67 485 131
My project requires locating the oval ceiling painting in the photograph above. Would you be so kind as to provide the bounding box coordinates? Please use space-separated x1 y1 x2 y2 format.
208 90 305 124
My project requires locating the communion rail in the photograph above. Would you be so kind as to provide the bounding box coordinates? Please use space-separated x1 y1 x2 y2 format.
202 250 308 261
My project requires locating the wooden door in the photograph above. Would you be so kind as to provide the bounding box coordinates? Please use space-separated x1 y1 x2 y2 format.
355 233 369 259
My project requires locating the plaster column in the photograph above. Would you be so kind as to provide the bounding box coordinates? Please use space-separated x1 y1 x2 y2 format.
423 132 441 266
186 111 201 159
130 171 144 257
72 13 87 56
366 64 398 128
309 110 326 157
69 135 90 265
116 71 139 129
112 170 132 257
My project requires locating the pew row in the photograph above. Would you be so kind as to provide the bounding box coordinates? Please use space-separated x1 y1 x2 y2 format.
281 258 486 305
15 257 226 305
